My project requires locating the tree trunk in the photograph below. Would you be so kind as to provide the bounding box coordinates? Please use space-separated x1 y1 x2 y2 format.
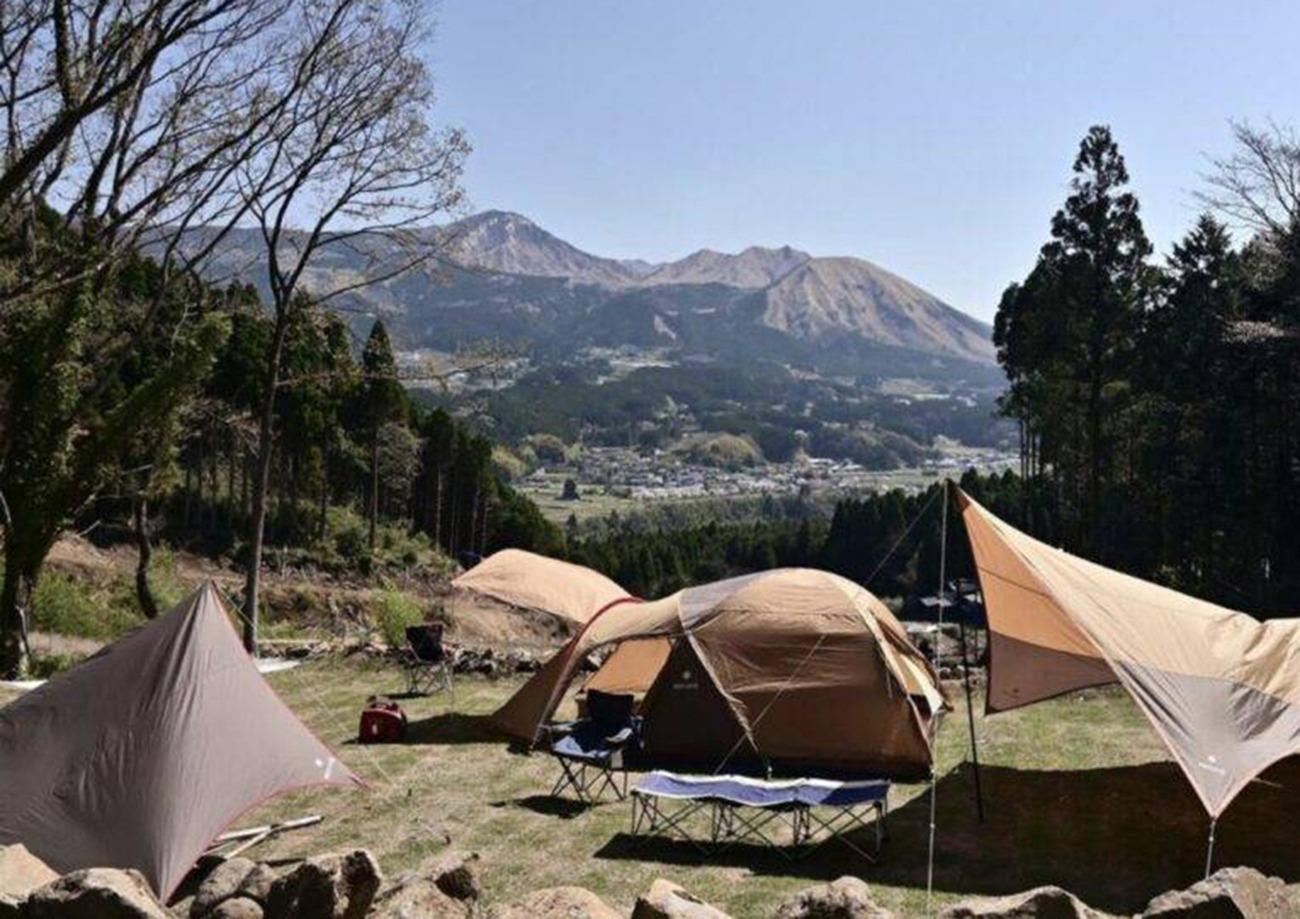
0 565 29 679
243 312 292 655
368 435 380 550
133 496 159 619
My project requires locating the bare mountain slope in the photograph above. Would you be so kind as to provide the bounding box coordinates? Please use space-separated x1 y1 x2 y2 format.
640 245 810 288
762 257 995 362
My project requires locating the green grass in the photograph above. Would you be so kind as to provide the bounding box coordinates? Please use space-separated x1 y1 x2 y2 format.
242 661 1300 918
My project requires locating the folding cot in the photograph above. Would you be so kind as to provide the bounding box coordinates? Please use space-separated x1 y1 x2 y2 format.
630 771 890 860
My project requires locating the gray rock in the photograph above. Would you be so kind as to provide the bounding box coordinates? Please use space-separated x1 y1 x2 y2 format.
0 845 57 902
939 886 1111 918
191 858 256 918
235 864 280 906
425 853 482 903
263 850 382 919
774 876 892 919
634 878 732 919
20 868 172 919
1143 866 1299 918
490 886 622 919
210 898 264 919
369 878 467 919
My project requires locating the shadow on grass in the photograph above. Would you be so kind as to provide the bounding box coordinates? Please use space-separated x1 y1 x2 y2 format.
404 712 501 745
490 795 591 819
596 758 1300 914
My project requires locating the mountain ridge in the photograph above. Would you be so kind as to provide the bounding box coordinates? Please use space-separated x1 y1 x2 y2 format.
442 210 992 362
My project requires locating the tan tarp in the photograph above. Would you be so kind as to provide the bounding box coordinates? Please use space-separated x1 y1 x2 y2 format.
494 569 946 774
585 638 673 695
450 549 632 625
0 583 362 896
958 489 1300 817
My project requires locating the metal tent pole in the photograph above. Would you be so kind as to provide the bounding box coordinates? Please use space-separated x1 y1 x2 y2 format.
925 479 949 913
1204 817 1218 879
958 616 985 823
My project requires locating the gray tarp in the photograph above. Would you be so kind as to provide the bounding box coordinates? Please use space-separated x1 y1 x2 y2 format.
0 582 362 895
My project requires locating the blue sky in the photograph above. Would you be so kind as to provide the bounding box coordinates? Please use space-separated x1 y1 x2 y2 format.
431 1 1300 321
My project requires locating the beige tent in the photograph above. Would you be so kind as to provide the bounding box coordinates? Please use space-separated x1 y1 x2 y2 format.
0 583 362 896
959 489 1300 817
450 549 634 629
494 568 946 776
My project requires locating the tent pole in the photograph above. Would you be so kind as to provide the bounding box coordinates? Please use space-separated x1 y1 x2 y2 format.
958 617 985 823
925 479 949 913
1204 816 1217 879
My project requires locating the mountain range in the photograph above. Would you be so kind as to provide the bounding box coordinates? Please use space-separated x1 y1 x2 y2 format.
437 211 994 364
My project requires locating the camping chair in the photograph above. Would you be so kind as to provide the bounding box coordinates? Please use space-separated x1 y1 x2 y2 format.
402 624 453 696
548 690 639 805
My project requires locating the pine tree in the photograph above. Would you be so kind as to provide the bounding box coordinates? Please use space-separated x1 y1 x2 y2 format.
361 321 408 549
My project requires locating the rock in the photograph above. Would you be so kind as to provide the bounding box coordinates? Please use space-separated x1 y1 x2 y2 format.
1142 866 1299 918
939 886 1110 918
209 898 264 919
425 853 483 903
21 868 172 919
369 878 467 919
263 850 382 919
369 853 481 919
235 864 280 905
774 876 892 919
191 858 256 918
490 886 622 919
633 878 732 919
0 845 57 902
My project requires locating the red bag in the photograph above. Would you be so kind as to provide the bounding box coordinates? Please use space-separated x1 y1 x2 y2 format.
358 696 407 744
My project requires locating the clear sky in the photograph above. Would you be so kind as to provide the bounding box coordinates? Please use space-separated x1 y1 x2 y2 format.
430 1 1300 321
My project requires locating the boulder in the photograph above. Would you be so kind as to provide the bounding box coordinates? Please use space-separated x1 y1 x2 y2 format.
633 878 732 919
939 886 1110 918
1142 867 1299 918
20 868 172 919
191 858 256 918
773 876 892 919
210 898 265 919
263 850 382 919
369 878 467 919
235 864 281 905
0 846 57 902
490 886 622 919
425 853 483 903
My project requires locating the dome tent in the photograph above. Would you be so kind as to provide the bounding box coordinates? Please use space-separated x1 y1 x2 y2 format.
449 549 636 634
494 568 946 777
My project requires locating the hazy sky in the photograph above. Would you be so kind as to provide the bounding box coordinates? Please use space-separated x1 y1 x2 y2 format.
432 1 1300 321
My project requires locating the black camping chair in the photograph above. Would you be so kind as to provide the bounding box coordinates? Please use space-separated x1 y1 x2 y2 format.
548 689 639 805
402 623 453 697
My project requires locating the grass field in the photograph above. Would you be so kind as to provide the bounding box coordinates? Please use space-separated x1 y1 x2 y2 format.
234 659 1300 918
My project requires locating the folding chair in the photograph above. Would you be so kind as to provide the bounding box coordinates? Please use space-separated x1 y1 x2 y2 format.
548 690 638 805
402 624 453 696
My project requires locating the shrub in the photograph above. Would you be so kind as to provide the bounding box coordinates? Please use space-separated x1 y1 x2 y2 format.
374 588 424 649
30 572 137 640
28 653 81 679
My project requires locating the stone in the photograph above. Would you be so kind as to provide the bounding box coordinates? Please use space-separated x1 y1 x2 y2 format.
369 878 467 919
235 864 280 905
1142 866 1299 918
939 886 1111 918
0 845 57 902
209 898 264 919
633 878 732 919
490 886 622 919
424 853 482 903
773 876 893 919
191 858 256 918
20 868 172 919
263 850 382 919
